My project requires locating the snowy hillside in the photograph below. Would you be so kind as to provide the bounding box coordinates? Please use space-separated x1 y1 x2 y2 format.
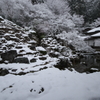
0 15 100 100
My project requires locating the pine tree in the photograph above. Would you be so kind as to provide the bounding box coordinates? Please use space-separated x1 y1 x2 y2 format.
68 0 86 15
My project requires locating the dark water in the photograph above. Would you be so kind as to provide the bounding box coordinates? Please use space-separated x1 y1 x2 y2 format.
73 53 100 73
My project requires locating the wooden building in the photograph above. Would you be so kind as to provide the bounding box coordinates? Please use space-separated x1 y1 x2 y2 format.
84 27 100 51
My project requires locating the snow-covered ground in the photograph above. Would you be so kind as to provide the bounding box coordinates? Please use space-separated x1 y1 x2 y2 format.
0 64 100 100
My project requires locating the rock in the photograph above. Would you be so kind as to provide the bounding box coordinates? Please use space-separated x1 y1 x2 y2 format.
1 38 7 43
10 37 20 42
4 35 10 40
19 50 25 53
40 50 47 55
39 57 47 60
1 50 17 63
0 42 2 46
26 52 33 55
17 54 24 57
36 47 47 55
4 60 9 64
0 68 9 76
28 33 35 39
30 58 37 63
24 36 30 41
61 47 70 57
2 46 6 50
0 50 2 54
28 40 37 45
15 33 22 39
15 46 23 49
6 44 15 50
14 57 29 64
70 56 80 64
29 45 36 50
54 58 72 70
49 52 59 58
11 69 17 72
39 67 48 71
0 60 3 64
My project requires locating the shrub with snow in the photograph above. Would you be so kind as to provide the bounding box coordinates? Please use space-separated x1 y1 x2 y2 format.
0 0 84 35
56 31 94 52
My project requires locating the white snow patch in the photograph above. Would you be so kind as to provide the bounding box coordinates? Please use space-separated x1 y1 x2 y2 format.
88 27 100 33
0 67 100 100
36 46 46 52
29 30 36 33
91 32 100 37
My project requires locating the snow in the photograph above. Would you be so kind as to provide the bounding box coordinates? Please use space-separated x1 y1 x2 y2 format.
0 66 100 100
0 1 100 100
88 27 100 33
36 46 46 52
91 32 100 37
29 30 36 33
28 40 37 44
0 16 3 19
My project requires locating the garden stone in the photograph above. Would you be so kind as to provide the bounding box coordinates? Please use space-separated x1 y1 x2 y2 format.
0 68 9 76
30 58 37 63
1 50 17 63
39 57 47 60
14 57 29 64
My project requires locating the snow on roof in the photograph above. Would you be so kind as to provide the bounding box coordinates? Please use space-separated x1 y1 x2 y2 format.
88 27 100 33
91 32 100 37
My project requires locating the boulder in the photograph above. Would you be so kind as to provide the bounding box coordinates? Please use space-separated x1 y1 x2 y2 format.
39 57 47 60
28 33 35 39
15 46 23 49
36 47 47 55
0 68 9 76
1 38 7 43
49 52 59 58
1 50 17 63
4 35 10 40
15 33 22 39
24 36 30 41
14 57 29 64
61 47 71 57
2 46 7 50
29 45 36 50
54 58 72 70
10 37 20 42
0 57 3 64
30 58 37 63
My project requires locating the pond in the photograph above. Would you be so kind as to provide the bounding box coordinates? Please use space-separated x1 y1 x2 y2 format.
73 53 100 73
55 53 100 74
